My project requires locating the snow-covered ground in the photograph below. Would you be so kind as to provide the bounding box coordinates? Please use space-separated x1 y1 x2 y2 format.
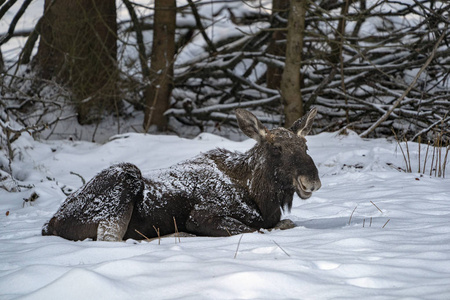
1 130 449 299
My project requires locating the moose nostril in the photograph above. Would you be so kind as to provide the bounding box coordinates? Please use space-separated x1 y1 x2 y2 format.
298 176 321 192
298 177 312 192
300 181 308 191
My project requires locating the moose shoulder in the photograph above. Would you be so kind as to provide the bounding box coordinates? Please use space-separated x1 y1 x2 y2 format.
42 109 321 241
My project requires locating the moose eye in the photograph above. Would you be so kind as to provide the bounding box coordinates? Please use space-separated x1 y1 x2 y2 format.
272 145 282 154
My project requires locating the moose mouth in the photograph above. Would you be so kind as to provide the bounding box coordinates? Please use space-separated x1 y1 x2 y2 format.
294 178 312 200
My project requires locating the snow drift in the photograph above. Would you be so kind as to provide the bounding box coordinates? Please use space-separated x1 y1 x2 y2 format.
1 131 450 299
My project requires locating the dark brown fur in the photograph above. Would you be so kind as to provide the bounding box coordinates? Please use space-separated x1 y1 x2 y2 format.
42 109 321 241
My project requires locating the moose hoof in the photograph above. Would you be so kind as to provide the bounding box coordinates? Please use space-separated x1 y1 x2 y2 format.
273 219 296 231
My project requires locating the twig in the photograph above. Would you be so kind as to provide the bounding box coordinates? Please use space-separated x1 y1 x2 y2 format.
234 235 244 259
382 219 391 228
187 0 217 53
430 138 436 176
135 229 152 242
348 205 357 225
392 129 410 173
405 138 411 173
69 171 86 185
0 0 18 20
173 217 180 243
443 145 449 178
418 136 421 174
153 225 161 245
437 129 444 177
0 0 33 46
122 0 150 77
423 141 430 174
273 240 291 257
370 201 383 214
144 85 160 133
411 116 450 142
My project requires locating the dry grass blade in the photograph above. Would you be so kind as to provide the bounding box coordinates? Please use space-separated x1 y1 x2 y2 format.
370 201 383 213
393 127 447 177
69 171 86 185
348 205 357 226
437 132 444 177
173 217 181 243
443 145 449 178
273 240 291 257
418 136 421 173
405 138 412 172
135 229 152 242
382 219 391 228
153 225 161 245
234 235 244 259
430 137 436 176
423 142 430 175
392 129 410 173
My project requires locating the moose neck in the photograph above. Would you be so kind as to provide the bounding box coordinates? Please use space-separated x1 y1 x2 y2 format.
208 146 294 227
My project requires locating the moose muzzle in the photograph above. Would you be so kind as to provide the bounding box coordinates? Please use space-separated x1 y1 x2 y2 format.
294 175 321 199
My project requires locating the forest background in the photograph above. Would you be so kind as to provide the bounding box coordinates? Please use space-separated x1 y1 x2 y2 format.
0 0 449 177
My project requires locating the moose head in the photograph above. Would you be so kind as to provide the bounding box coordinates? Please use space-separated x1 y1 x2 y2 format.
235 108 321 202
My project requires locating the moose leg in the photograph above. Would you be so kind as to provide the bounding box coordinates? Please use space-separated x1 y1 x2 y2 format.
186 209 256 237
97 201 134 241
272 219 296 231
43 163 144 241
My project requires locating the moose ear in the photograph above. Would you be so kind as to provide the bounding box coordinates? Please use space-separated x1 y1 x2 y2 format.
290 107 318 137
235 109 270 143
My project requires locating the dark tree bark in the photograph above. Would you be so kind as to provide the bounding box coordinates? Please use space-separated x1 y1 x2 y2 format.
143 0 176 132
266 0 289 90
0 49 4 73
280 0 306 127
34 0 118 124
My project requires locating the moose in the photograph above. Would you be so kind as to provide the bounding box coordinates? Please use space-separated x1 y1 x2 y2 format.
42 108 321 241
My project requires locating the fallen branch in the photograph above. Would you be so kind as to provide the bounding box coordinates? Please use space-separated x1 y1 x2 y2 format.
360 25 448 138
165 95 281 117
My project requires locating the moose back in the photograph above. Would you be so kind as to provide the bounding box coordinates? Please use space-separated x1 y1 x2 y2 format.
42 108 321 241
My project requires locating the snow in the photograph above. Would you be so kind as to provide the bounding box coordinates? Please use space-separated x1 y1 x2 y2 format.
1 0 450 298
1 130 450 299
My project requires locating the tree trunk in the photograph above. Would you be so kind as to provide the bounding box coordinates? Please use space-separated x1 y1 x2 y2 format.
266 0 289 90
34 0 118 124
280 0 306 127
143 0 176 132
0 49 4 72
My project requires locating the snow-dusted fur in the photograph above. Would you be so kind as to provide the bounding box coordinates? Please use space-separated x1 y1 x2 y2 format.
42 109 321 241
